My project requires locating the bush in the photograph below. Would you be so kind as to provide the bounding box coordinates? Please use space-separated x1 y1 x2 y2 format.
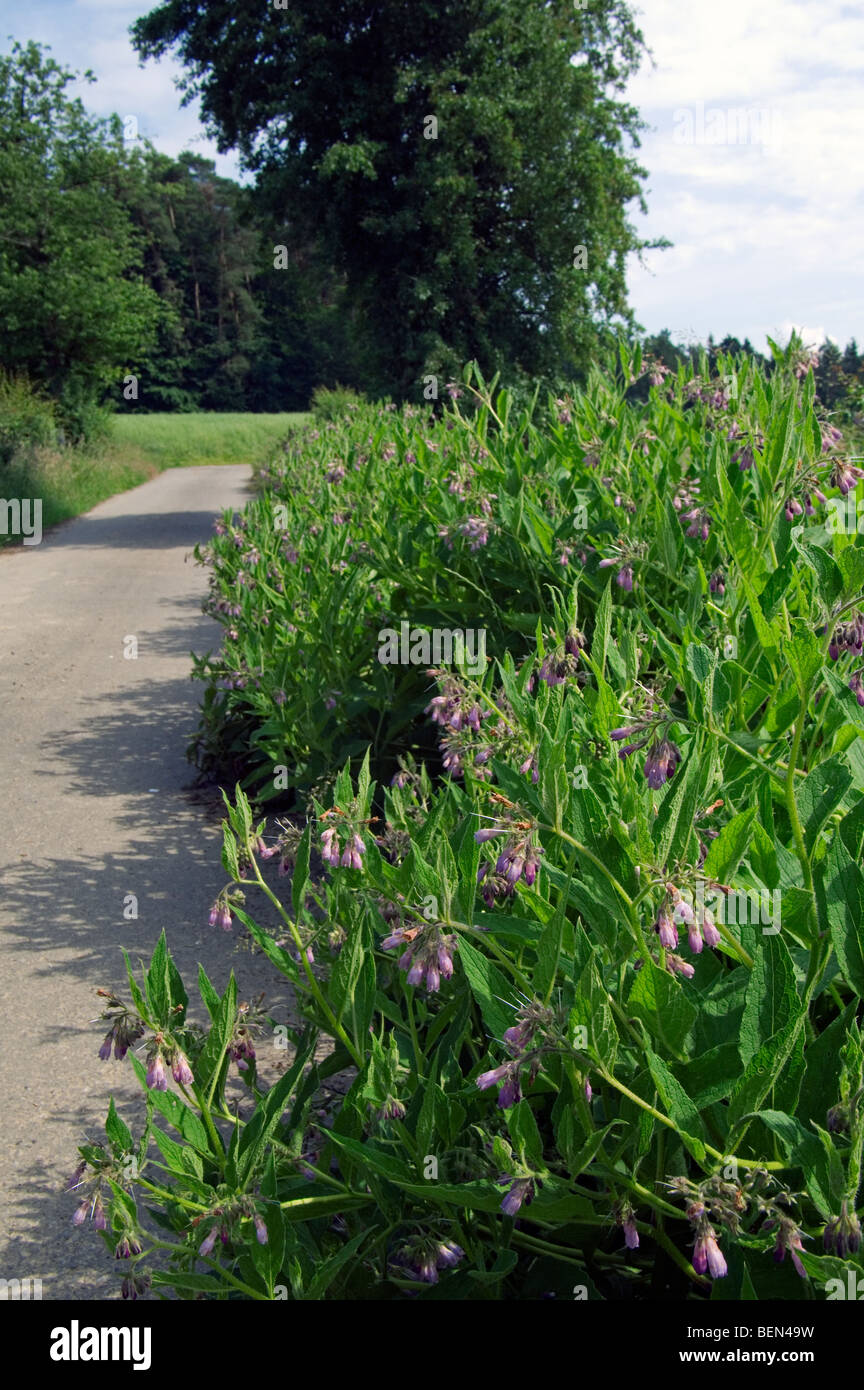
72 344 864 1299
0 370 56 466
309 383 367 423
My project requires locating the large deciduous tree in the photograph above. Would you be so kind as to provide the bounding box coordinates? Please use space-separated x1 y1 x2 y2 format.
0 42 163 433
132 0 658 398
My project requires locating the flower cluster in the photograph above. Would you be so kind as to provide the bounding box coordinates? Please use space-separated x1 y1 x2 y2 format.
69 1144 142 1256
670 1170 808 1281
499 1174 539 1217
425 675 485 734
823 1199 862 1258
828 610 864 662
228 995 267 1073
438 514 493 551
612 717 682 790
537 628 585 688
425 671 497 778
476 1000 556 1108
477 811 544 900
320 815 367 870
94 990 145 1062
143 1034 194 1091
615 1201 640 1250
831 457 864 495
681 506 711 540
380 920 458 994
598 553 634 590
390 1236 465 1284
653 885 722 958
193 1198 271 1256
208 894 234 931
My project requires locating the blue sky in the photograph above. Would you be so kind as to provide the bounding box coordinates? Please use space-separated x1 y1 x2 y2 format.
3 0 862 354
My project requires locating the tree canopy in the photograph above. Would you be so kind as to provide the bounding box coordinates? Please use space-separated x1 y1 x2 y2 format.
132 0 659 396
0 41 163 432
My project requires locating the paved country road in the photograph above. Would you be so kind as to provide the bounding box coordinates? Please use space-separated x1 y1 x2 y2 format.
0 466 291 1300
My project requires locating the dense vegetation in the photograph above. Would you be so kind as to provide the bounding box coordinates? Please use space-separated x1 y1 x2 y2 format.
75 344 864 1300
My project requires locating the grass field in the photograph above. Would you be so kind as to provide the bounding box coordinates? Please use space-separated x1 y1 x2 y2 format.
0 411 309 546
109 411 309 468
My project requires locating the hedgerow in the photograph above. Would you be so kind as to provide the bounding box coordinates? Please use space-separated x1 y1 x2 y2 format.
73 342 864 1300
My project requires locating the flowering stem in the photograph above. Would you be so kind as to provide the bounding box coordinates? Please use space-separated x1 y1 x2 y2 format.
145 1237 271 1300
539 825 644 955
244 845 364 1068
136 1177 209 1212
178 1080 225 1165
651 1224 711 1288
785 697 816 937
715 919 754 970
597 1067 787 1170
502 1228 597 1268
405 991 425 1078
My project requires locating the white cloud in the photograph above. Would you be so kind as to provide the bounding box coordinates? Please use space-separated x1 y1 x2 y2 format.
626 0 864 348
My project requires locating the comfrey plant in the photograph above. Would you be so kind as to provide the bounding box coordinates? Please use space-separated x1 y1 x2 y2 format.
80 345 864 1299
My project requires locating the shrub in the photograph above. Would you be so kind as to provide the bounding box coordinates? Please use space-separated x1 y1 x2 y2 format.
309 383 367 423
0 370 56 466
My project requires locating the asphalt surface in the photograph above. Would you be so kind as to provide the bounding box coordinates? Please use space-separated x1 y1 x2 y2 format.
0 465 293 1300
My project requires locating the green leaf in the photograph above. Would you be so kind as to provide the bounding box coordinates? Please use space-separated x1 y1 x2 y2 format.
453 817 481 923
645 1047 706 1163
466 1249 519 1283
653 749 702 868
195 971 237 1103
197 964 222 1022
145 930 171 1026
749 822 779 890
121 949 150 1024
249 1203 286 1295
574 957 618 1067
508 1099 544 1169
739 933 799 1069
675 1042 742 1108
305 1229 372 1300
758 1110 832 1216
534 894 566 1002
728 1013 806 1124
150 1125 206 1184
703 808 757 882
837 545 864 598
236 1031 318 1186
685 642 715 721
798 1003 857 1128
815 838 864 994
457 936 518 1039
129 1054 216 1157
221 822 241 882
105 1097 133 1154
796 754 852 852
791 537 843 608
627 958 697 1059
591 580 612 677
